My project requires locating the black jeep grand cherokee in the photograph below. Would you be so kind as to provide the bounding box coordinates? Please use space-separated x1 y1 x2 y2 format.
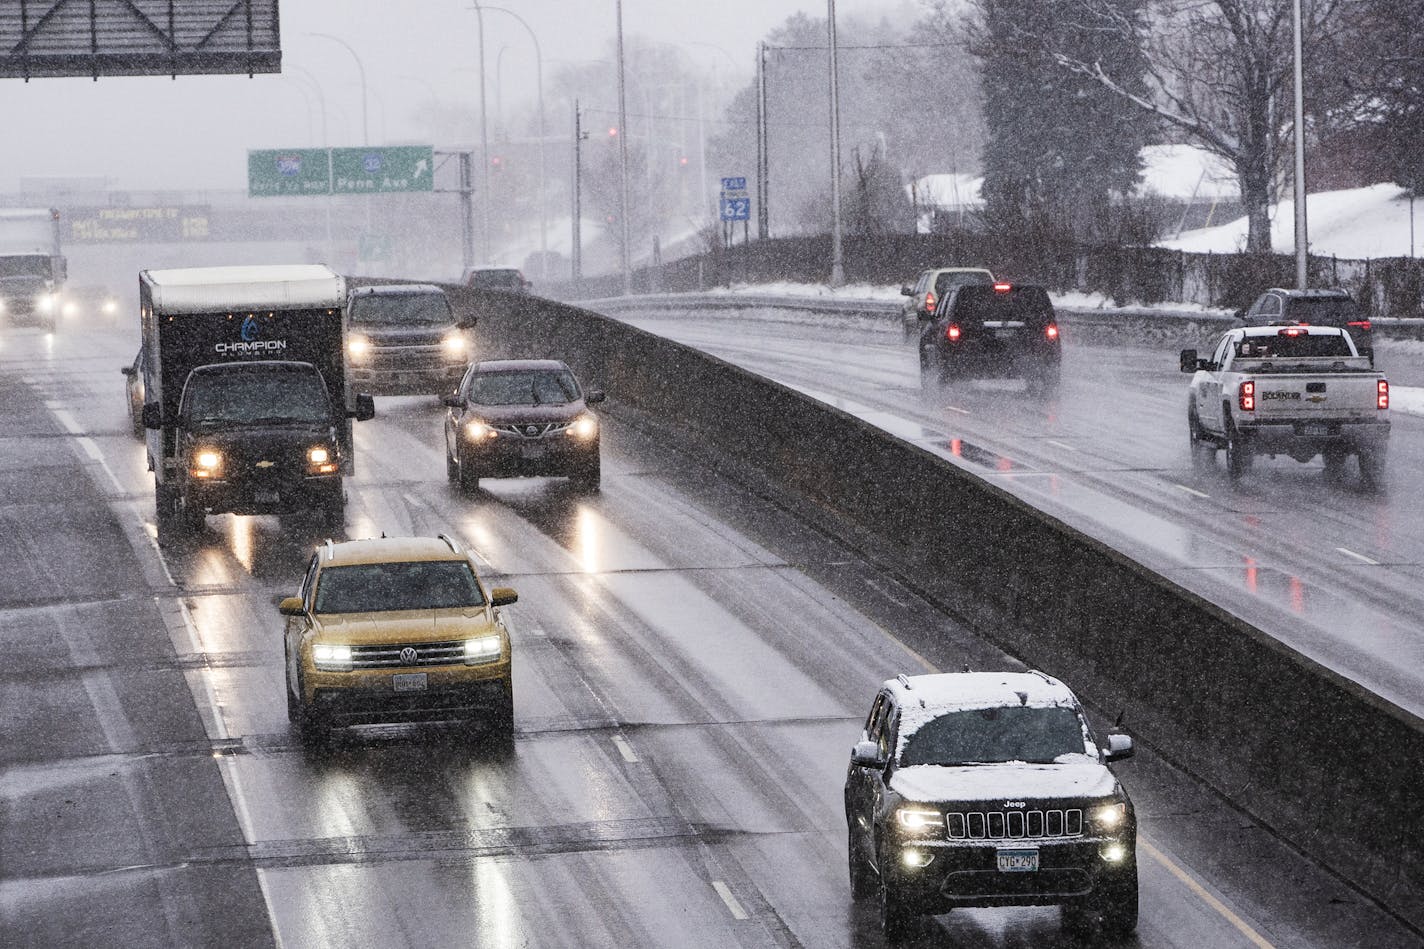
845 671 1137 942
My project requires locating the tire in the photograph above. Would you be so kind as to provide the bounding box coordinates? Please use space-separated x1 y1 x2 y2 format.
129 407 144 440
1322 448 1349 482
445 439 459 483
1099 870 1140 937
319 485 345 529
285 661 300 724
457 448 480 494
877 871 916 944
1358 446 1387 491
291 670 330 745
919 350 943 395
848 826 875 900
1224 417 1252 481
1188 406 1214 470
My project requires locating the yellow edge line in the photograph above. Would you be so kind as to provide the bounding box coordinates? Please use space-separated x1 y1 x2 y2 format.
1140 837 1276 948
902 642 1276 947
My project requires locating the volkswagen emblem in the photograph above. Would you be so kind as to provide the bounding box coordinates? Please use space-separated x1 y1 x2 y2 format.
525 425 538 436
399 647 418 665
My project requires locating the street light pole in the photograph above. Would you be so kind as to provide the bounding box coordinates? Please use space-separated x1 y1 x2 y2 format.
481 5 550 281
307 32 368 145
757 41 769 240
288 66 335 265
471 3 493 265
1291 0 1308 289
831 1 837 286
616 0 633 295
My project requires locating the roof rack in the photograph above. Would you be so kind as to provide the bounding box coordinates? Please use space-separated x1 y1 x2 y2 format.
896 674 912 690
438 533 461 553
322 538 335 560
1028 669 1055 684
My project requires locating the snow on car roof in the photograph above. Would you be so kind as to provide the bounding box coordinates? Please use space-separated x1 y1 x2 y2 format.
321 535 469 566
143 264 345 313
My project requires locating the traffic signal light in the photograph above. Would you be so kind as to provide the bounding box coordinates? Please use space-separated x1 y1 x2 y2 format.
491 155 503 173
607 126 618 138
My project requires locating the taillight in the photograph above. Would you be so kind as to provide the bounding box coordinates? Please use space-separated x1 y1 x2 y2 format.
946 324 961 342
1378 379 1389 410
1045 324 1059 341
1278 327 1305 337
1349 320 1372 331
1239 380 1255 412
993 282 1012 293
924 291 936 313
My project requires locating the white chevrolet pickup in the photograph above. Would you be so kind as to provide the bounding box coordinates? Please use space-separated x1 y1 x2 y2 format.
1181 325 1390 487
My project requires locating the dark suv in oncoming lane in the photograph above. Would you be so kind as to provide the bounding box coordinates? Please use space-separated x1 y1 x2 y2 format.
1241 287 1373 364
920 282 1061 395
845 671 1138 942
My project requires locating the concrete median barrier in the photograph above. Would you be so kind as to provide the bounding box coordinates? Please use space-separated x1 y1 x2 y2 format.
446 283 1424 931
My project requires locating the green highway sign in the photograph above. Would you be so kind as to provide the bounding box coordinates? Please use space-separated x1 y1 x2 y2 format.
331 146 434 194
248 149 332 197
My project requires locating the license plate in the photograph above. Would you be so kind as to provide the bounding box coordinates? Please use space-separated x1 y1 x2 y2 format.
997 849 1039 873
1301 424 1329 436
254 490 280 505
521 443 546 460
392 673 428 693
994 328 1018 340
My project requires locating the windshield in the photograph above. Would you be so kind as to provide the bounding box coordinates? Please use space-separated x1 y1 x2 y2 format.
468 269 523 289
0 255 51 280
350 293 452 325
949 287 1054 326
467 369 579 406
900 706 1089 766
1283 299 1359 324
934 271 993 295
182 370 331 425
1236 334 1354 358
313 560 487 613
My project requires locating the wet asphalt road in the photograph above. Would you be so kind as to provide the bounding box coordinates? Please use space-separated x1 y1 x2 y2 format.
1 321 1418 948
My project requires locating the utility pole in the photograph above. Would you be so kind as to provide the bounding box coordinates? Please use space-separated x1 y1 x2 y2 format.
1291 0 1308 289
831 0 837 287
756 41 769 240
572 100 584 282
616 0 633 294
472 3 492 265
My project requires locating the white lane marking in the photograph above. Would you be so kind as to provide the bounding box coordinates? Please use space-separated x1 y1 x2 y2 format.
1046 439 1077 452
711 881 749 920
943 405 971 416
215 757 285 949
1141 838 1276 948
612 735 639 763
1174 483 1211 499
155 596 230 742
1336 547 1379 566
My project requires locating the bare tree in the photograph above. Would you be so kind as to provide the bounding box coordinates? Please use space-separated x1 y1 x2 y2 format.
1038 0 1344 252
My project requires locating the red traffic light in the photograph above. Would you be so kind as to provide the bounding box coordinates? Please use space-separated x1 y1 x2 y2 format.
607 126 618 137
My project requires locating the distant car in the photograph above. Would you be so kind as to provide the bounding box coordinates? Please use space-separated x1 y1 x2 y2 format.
1240 288 1373 363
845 671 1138 942
278 534 517 745
119 345 146 439
442 359 604 492
67 285 122 323
464 266 531 293
900 268 995 342
919 282 1061 394
346 284 472 396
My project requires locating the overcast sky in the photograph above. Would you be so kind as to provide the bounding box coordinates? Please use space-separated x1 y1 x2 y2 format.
0 0 910 193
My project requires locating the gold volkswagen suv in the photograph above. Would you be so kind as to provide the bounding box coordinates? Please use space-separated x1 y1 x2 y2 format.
280 534 517 743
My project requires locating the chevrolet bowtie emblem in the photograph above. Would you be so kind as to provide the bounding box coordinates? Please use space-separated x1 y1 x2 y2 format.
255 460 275 468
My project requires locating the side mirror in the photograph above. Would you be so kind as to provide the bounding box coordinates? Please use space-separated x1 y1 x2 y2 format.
899 286 913 297
441 393 466 409
918 309 934 322
1179 349 1199 373
120 365 136 377
350 393 376 421
457 317 477 329
141 403 163 429
1105 733 1135 762
490 587 518 607
523 280 534 291
585 390 607 405
277 596 305 617
850 739 888 769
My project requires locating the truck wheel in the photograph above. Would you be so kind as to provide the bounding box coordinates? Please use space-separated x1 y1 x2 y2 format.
1224 419 1252 481
1322 448 1348 482
457 449 481 494
1358 447 1387 491
1188 407 1214 470
848 827 875 900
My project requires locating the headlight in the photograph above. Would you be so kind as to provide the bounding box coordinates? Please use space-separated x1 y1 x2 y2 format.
308 445 338 474
901 848 934 869
466 419 497 441
312 643 352 671
35 293 55 313
442 332 468 356
1101 843 1128 863
1091 802 1126 832
102 300 118 315
895 807 943 834
62 301 78 317
347 335 371 357
568 414 598 440
191 449 223 477
464 634 502 664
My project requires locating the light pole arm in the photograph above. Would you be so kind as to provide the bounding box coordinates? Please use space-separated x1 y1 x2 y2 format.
307 32 368 145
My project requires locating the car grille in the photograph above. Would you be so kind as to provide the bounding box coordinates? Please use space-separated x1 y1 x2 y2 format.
349 640 467 668
366 345 447 369
946 808 1083 840
493 421 572 438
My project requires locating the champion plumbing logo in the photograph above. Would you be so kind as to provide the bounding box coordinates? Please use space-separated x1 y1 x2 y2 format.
215 315 288 354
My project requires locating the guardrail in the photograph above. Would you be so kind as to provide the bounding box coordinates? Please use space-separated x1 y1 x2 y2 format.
444 282 1424 933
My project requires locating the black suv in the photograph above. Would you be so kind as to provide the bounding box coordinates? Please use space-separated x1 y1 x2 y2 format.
920 283 1061 394
1241 288 1372 363
845 671 1137 942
